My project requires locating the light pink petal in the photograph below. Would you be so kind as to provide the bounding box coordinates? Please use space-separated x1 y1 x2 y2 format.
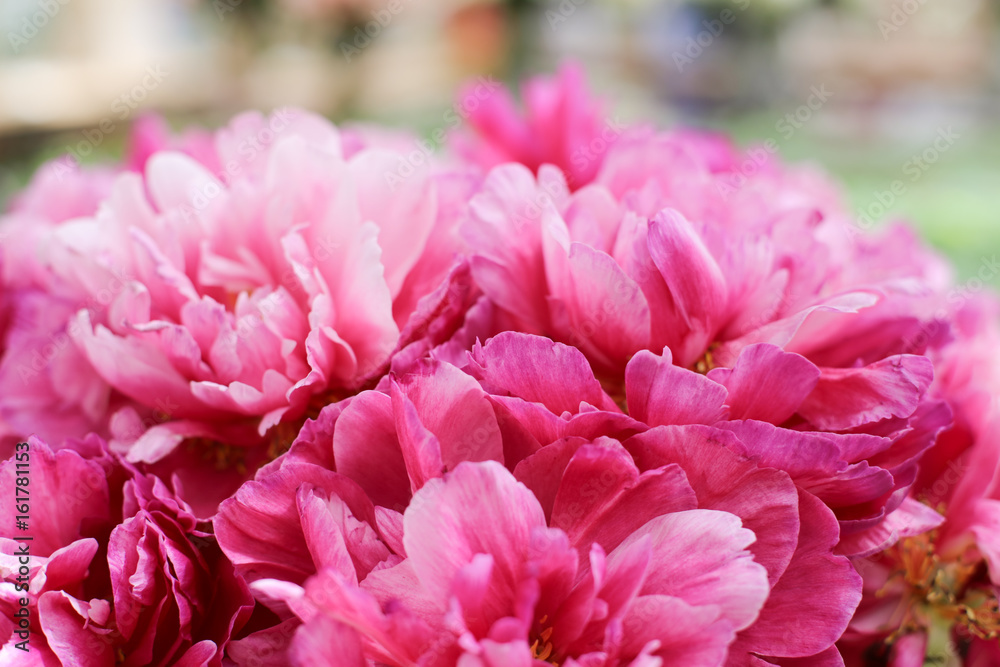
319 218 399 383
290 615 366 667
615 509 769 632
349 150 437 298
70 311 205 418
402 461 546 604
145 151 223 213
542 216 651 371
619 595 735 667
463 164 551 332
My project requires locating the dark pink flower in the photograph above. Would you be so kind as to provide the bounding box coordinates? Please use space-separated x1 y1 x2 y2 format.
217 333 861 665
0 437 253 665
840 296 1000 664
261 459 772 666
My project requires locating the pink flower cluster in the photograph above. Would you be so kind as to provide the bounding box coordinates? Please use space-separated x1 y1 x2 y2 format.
1 64 998 666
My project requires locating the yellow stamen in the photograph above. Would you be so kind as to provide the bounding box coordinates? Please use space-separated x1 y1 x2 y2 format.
529 615 560 665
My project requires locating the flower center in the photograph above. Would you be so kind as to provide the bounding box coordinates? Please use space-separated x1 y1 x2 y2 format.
185 437 249 474
881 530 1000 659
692 345 718 374
529 615 559 665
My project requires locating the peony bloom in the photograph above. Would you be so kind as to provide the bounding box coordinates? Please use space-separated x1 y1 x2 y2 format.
460 147 948 379
840 295 1000 664
0 108 480 510
455 71 957 559
0 161 121 451
0 436 253 665
451 63 634 190
262 459 773 666
217 332 862 665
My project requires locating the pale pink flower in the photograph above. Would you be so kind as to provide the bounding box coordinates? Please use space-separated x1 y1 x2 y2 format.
0 109 477 492
0 161 120 449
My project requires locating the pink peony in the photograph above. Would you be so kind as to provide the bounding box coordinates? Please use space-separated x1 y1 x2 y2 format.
0 109 479 511
263 459 772 666
0 436 253 665
455 71 956 558
217 332 862 665
840 295 1000 664
0 161 121 451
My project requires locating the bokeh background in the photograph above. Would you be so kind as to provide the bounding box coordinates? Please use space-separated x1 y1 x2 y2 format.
1 0 998 283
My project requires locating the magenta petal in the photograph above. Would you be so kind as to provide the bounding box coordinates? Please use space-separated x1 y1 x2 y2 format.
395 361 504 469
717 421 895 510
888 632 927 667
970 499 1000 585
625 349 729 426
513 436 590 520
225 618 300 667
333 390 411 512
298 487 372 585
733 492 861 659
172 641 217 667
626 426 800 587
469 332 617 415
646 210 728 364
835 497 944 558
215 461 376 586
747 646 846 666
707 344 820 424
0 441 109 557
550 439 698 554
390 381 445 493
798 355 934 431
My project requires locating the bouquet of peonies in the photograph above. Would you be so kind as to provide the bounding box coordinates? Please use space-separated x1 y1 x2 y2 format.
1 65 998 666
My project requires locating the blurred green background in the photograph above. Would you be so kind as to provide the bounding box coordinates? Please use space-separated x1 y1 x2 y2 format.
1 0 998 284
